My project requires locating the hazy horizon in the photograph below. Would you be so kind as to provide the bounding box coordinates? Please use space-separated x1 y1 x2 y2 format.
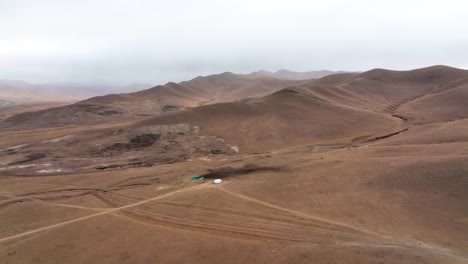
1 0 467 85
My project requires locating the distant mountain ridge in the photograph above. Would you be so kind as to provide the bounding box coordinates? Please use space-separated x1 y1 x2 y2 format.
0 69 342 101
244 69 349 80
2 65 467 130
0 79 152 101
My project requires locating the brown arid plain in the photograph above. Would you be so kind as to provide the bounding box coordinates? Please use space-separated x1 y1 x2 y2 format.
0 65 467 264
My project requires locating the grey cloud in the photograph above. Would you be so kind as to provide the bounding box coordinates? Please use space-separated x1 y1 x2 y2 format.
0 0 467 85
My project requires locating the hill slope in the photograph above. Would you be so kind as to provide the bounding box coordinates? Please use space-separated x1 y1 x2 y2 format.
0 73 303 129
336 65 468 112
395 77 468 124
1 66 467 264
2 65 467 131
133 86 401 153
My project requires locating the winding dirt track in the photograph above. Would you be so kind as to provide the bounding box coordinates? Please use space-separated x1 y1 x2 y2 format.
0 184 210 243
33 199 110 212
218 187 386 238
1 182 466 262
218 187 468 261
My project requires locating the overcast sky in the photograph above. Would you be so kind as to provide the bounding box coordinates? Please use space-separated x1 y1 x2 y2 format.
0 0 467 85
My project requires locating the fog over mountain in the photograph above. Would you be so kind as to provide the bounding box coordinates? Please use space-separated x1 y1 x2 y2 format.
1 0 467 85
0 79 152 100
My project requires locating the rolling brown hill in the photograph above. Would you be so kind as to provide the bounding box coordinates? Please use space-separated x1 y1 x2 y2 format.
81 72 304 109
1 65 468 264
395 76 468 124
0 73 303 129
2 65 466 173
0 85 401 174
335 65 468 112
2 65 468 131
132 86 401 153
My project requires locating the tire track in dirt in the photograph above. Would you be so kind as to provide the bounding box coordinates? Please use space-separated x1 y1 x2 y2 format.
94 192 335 242
340 242 468 261
220 187 468 261
112 209 315 243
89 193 362 242
92 193 118 208
153 201 356 234
2 182 466 261
113 201 468 261
110 191 144 201
129 206 366 242
104 172 169 189
33 199 110 212
0 180 161 209
0 184 211 243
18 188 100 197
218 186 385 238
93 192 146 208
0 189 99 209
